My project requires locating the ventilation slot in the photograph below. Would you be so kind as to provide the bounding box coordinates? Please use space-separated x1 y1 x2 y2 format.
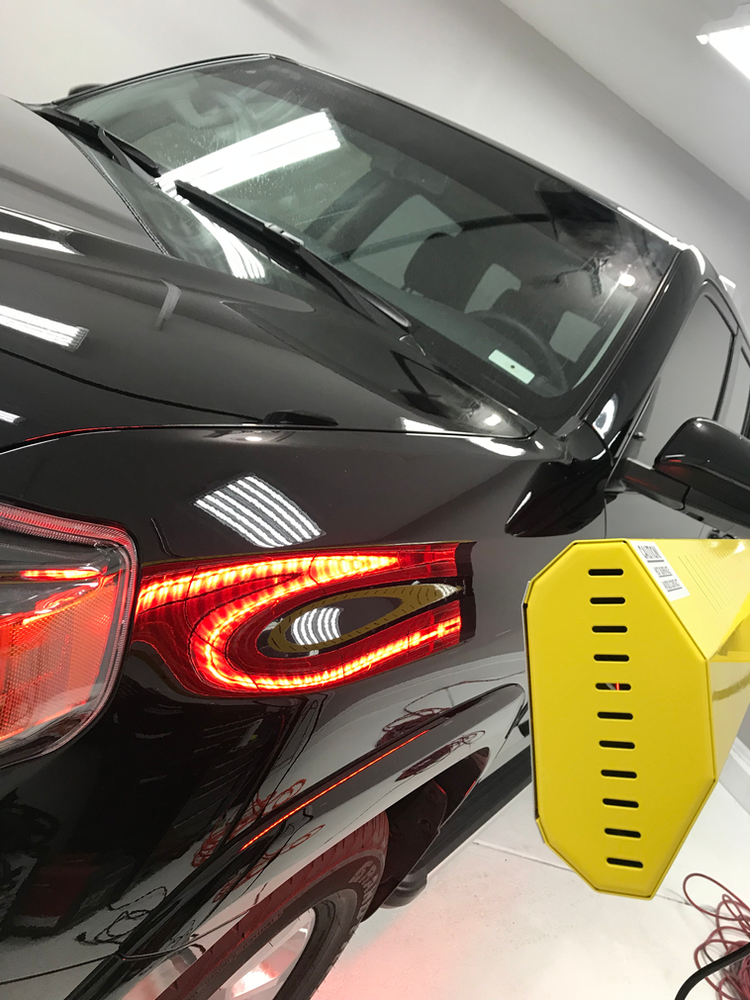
605 828 641 839
592 625 628 633
607 857 643 869
591 597 625 605
603 798 638 808
598 711 633 720
596 683 631 691
594 654 629 662
602 769 637 779
588 569 624 576
600 740 635 749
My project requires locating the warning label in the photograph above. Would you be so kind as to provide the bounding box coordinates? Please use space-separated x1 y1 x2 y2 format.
633 542 690 601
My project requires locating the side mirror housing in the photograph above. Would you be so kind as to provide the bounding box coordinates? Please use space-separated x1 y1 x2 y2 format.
622 418 750 530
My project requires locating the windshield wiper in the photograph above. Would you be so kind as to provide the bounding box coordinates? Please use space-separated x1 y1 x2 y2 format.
32 110 410 331
32 105 162 177
172 180 411 331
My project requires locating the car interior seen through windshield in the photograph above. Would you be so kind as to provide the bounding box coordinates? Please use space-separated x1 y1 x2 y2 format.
66 57 677 424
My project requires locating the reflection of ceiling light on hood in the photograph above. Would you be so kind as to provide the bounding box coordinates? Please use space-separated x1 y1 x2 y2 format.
196 475 323 548
469 437 525 457
0 232 77 254
698 6 750 81
0 304 87 350
400 418 526 457
0 207 68 232
159 111 341 195
0 208 78 254
0 408 22 424
401 418 445 434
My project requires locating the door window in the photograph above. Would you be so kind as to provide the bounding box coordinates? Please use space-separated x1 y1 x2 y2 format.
722 348 750 436
636 296 733 466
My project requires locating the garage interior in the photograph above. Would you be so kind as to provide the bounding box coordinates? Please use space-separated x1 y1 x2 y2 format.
4 1 750 997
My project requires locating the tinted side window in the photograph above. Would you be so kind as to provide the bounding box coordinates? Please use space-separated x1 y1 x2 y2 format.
638 296 733 465
722 348 750 436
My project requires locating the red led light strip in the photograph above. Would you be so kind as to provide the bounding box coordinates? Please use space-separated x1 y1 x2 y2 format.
136 554 398 615
134 546 466 695
196 610 462 693
20 567 103 581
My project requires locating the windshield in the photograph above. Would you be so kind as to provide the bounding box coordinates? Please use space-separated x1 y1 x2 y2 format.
63 56 677 428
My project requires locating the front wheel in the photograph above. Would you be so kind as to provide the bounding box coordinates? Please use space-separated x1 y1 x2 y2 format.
128 814 388 1000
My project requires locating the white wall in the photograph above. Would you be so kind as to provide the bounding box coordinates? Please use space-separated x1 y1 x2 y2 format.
4 0 750 303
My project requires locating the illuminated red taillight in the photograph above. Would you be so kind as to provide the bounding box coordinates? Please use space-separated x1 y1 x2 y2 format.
0 503 136 764
134 544 470 695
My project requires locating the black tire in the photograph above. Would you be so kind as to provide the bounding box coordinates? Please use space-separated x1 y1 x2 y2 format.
157 813 389 1000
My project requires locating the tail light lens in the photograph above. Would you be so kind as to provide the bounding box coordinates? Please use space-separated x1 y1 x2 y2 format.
134 544 471 695
0 502 136 765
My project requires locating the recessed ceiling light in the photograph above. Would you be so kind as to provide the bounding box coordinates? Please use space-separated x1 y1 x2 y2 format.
698 5 750 82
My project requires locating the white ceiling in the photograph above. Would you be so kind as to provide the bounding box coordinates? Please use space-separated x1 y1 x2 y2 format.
502 0 750 201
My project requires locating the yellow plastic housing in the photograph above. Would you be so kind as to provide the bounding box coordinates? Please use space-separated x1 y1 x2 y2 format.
525 538 750 899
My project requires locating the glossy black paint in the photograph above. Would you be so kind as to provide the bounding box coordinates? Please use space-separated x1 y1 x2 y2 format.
0 186 534 445
0 56 746 1000
653 417 750 529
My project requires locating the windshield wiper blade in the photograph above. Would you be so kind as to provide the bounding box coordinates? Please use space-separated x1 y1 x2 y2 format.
32 106 162 177
172 180 411 330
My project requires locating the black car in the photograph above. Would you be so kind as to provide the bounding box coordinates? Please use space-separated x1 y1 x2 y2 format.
1 53 748 1000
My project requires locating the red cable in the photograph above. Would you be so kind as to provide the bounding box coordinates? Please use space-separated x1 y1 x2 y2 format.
683 873 750 998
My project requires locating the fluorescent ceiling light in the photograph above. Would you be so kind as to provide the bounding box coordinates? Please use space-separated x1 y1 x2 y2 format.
697 5 750 80
159 111 341 195
0 304 87 350
706 27 750 79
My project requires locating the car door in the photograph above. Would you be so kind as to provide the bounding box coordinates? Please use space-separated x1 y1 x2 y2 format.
718 332 750 438
606 289 737 540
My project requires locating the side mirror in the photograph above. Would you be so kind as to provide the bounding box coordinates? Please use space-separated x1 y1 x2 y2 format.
622 418 750 530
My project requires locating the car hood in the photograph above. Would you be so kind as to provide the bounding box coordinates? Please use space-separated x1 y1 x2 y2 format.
0 96 158 249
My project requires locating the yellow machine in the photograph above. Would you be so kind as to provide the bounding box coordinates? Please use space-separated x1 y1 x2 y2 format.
525 538 750 899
